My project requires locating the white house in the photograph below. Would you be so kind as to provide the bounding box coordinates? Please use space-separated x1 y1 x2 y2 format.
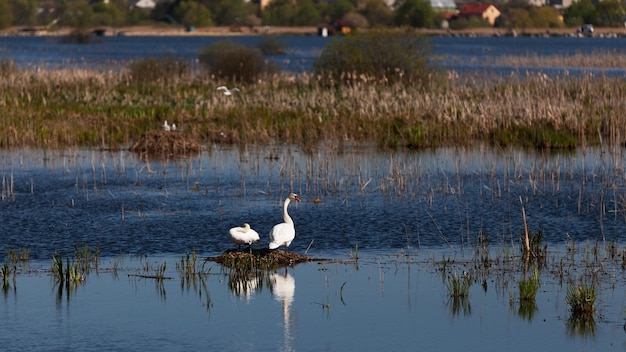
134 0 156 10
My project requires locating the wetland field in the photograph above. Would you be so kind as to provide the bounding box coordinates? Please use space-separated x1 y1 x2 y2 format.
1 34 626 350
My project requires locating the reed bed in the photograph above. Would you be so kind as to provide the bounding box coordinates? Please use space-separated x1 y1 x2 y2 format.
489 50 626 68
1 62 626 150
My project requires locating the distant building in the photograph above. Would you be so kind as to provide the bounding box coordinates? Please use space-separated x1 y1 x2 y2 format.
430 0 457 11
456 3 501 26
133 0 156 10
548 0 574 9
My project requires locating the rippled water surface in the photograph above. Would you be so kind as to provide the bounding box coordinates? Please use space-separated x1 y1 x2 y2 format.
1 146 625 258
0 145 625 351
2 35 626 75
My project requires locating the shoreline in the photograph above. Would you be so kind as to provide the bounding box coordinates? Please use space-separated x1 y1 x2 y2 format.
3 25 626 38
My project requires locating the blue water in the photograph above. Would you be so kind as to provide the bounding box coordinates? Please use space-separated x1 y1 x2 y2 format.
1 248 624 352
1 146 625 260
0 146 623 351
2 34 626 75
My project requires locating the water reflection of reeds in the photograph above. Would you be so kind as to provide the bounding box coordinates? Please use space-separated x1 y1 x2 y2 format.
228 269 265 301
516 300 538 322
446 296 471 317
566 316 596 338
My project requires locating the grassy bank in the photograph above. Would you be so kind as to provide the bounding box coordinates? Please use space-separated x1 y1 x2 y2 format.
4 25 626 38
0 62 625 151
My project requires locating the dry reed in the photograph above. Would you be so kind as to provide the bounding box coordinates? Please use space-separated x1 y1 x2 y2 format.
0 61 625 150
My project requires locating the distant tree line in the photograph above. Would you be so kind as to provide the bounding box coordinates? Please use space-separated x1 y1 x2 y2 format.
0 0 624 30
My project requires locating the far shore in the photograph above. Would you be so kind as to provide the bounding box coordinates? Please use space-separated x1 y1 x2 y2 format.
2 25 626 38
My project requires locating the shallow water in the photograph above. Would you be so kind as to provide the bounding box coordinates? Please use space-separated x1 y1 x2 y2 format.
1 249 625 351
0 145 625 350
0 145 625 259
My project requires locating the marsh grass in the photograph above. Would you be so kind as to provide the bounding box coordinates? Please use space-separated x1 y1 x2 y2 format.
74 244 99 273
566 282 597 318
490 50 626 68
521 227 547 260
7 247 29 262
446 272 472 298
518 267 540 301
565 281 598 337
2 60 626 150
51 253 85 286
178 250 197 279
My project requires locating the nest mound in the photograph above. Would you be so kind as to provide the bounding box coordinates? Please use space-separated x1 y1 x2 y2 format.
206 248 322 269
130 130 202 157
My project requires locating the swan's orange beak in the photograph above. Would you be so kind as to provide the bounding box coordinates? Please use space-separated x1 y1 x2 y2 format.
294 195 301 202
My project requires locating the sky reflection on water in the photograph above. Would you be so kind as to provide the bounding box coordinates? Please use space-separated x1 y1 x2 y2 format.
0 145 625 350
0 250 624 351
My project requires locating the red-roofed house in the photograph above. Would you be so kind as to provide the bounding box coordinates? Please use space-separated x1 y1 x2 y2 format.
457 3 501 26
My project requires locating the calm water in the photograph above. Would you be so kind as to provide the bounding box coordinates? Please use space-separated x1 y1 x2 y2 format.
2 34 626 74
2 251 624 352
0 146 624 350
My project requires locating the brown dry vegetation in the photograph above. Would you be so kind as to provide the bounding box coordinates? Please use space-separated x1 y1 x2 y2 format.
206 249 322 269
1 59 626 151
130 130 201 158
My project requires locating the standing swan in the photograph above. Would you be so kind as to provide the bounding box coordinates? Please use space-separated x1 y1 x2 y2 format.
229 223 260 252
269 193 301 250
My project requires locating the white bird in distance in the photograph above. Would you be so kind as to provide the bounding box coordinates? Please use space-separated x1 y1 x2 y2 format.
217 86 240 96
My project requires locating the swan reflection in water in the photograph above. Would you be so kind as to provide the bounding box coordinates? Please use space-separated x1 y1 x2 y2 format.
270 270 295 352
228 270 261 301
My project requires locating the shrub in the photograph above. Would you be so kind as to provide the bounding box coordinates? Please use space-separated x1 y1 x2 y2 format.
313 29 435 85
0 59 17 77
198 40 276 83
60 29 101 44
128 56 190 84
257 35 287 55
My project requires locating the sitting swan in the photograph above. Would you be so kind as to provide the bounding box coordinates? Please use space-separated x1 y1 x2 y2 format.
229 223 260 251
269 193 301 250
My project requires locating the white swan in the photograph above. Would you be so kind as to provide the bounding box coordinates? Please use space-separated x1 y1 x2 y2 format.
269 193 301 250
217 86 240 96
162 120 171 131
229 223 260 251
171 123 177 131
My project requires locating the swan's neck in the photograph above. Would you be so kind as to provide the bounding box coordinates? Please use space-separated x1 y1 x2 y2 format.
283 198 293 224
